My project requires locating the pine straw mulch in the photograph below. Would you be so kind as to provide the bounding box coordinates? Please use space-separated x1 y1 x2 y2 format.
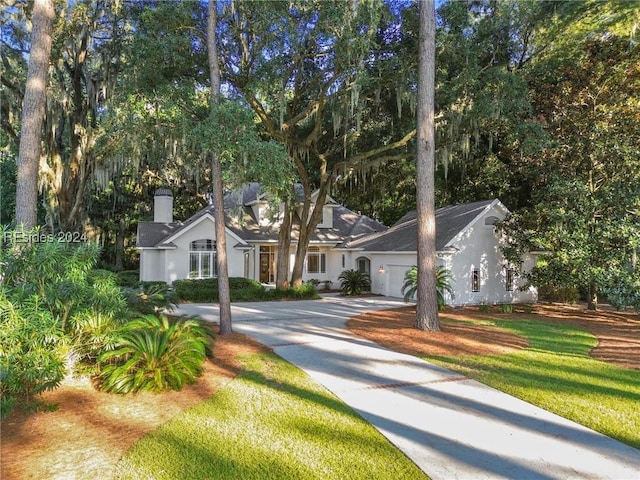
347 303 640 370
2 304 639 480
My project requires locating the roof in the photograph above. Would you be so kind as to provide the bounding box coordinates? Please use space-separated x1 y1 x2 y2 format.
342 199 499 252
136 183 387 248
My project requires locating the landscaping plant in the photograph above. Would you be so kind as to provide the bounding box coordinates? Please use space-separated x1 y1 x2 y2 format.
401 265 454 308
338 269 371 296
97 314 211 394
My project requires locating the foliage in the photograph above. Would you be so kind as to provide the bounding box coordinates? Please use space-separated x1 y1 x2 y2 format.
599 270 640 311
401 265 454 308
97 314 211 394
123 282 178 315
115 270 141 288
0 291 66 418
172 277 320 302
114 353 428 479
338 269 371 296
504 33 640 309
537 284 581 304
173 277 264 303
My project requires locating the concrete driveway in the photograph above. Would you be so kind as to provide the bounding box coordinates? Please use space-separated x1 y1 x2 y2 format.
174 296 640 480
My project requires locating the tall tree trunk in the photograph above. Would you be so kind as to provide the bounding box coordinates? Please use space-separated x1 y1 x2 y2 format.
290 179 330 287
587 283 598 311
275 200 292 289
15 0 54 229
415 0 439 331
208 0 232 335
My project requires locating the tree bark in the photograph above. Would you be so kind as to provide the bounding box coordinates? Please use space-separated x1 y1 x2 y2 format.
275 200 292 289
208 0 232 334
15 0 55 229
415 0 439 331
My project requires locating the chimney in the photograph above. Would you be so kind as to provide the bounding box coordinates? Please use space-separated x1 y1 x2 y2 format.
154 188 173 223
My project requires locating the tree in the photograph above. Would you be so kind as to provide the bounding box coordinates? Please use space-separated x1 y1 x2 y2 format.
219 1 417 287
512 34 640 310
14 0 54 228
414 0 439 331
207 0 232 334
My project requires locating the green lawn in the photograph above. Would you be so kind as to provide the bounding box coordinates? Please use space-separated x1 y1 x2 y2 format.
427 316 640 449
114 353 428 480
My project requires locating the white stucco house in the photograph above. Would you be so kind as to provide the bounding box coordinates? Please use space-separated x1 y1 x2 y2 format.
136 183 538 306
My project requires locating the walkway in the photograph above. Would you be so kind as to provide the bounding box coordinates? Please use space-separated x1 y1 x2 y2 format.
174 296 640 480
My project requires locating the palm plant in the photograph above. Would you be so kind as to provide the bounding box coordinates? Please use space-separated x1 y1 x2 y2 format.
96 314 211 394
401 265 454 308
338 269 371 296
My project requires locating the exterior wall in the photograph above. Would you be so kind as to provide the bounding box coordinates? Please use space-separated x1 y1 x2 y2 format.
165 217 246 283
367 253 417 298
366 204 538 306
139 249 169 282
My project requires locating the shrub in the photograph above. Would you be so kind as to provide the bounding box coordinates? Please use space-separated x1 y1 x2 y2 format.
401 265 454 308
0 292 66 418
173 277 267 302
96 314 211 394
538 284 580 303
123 282 178 315
500 303 513 313
338 269 370 296
173 278 219 302
114 270 140 288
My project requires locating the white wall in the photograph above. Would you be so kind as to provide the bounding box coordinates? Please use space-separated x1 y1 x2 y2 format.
365 204 538 306
141 216 247 284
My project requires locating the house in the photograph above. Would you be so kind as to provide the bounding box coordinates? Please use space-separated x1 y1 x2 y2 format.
342 199 538 306
136 185 538 306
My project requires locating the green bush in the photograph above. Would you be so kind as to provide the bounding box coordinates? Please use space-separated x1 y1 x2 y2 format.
96 314 211 394
123 282 178 315
338 269 371 296
115 270 140 288
173 277 267 302
173 278 219 302
538 284 580 303
401 265 454 307
0 292 66 418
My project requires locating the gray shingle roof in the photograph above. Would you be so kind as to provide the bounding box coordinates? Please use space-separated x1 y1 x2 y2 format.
342 199 497 252
136 184 387 248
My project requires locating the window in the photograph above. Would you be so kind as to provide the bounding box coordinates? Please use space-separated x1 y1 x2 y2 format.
471 268 480 292
306 247 326 274
505 268 515 292
189 239 217 279
341 254 345 269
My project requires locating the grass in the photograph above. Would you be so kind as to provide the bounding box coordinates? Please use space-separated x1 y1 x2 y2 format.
114 353 428 480
426 316 640 449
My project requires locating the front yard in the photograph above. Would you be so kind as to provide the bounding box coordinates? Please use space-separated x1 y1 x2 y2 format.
2 303 639 479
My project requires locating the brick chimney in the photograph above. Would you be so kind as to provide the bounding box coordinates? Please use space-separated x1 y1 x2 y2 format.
153 188 173 223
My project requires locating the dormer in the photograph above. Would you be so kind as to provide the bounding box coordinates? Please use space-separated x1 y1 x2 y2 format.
317 204 336 229
248 200 279 226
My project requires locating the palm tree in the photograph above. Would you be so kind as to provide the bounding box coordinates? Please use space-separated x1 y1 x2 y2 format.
402 266 454 309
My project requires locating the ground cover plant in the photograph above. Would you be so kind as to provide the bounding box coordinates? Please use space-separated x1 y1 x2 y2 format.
348 305 640 450
114 352 428 480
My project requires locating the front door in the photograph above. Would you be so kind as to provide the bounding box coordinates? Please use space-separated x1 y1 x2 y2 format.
259 245 276 283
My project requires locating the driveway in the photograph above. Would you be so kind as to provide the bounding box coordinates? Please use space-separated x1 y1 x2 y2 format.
174 296 640 480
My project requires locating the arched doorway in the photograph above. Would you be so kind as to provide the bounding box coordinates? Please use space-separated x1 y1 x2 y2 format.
355 256 370 276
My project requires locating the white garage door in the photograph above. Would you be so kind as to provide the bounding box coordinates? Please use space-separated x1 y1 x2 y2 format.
386 265 411 298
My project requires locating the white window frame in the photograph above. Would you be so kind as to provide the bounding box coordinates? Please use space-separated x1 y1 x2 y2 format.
189 239 217 279
471 268 480 293
305 247 326 274
505 267 515 292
